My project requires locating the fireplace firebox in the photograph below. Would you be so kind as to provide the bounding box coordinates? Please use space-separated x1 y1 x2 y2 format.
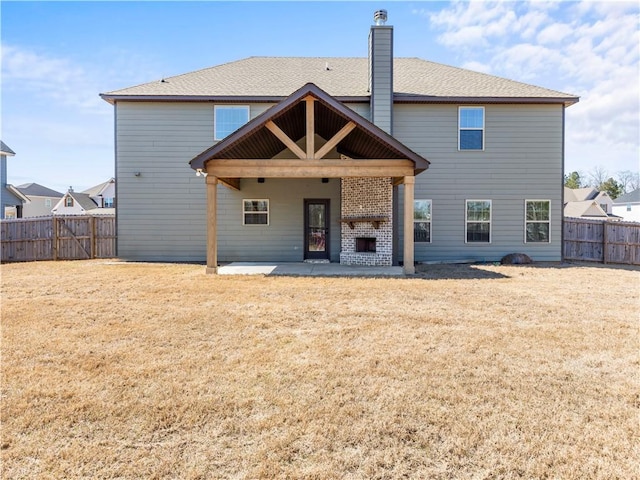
355 237 376 253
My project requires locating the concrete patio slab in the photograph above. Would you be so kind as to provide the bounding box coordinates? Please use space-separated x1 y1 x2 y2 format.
217 262 404 277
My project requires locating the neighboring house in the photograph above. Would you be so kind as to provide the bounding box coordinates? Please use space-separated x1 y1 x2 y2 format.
82 177 116 208
52 180 116 216
15 183 63 217
564 187 619 220
612 189 640 222
100 11 579 273
1 141 27 219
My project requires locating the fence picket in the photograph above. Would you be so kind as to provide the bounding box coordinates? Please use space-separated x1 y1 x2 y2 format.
1 215 115 263
563 217 640 266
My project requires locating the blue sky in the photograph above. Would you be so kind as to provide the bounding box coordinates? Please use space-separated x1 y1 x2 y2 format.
2 1 638 194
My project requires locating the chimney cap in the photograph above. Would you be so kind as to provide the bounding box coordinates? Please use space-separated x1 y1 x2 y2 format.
374 10 387 25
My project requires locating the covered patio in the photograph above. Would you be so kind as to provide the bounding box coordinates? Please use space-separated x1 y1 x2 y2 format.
190 83 429 275
217 262 405 277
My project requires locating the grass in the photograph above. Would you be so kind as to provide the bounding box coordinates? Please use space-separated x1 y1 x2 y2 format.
1 260 638 479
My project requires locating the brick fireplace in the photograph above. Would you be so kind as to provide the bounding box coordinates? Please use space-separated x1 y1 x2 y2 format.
340 177 393 266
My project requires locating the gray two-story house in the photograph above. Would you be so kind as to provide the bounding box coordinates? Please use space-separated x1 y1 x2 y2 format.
101 12 578 274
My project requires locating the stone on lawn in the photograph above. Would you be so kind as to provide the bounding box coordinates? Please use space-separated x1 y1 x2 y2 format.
500 253 533 265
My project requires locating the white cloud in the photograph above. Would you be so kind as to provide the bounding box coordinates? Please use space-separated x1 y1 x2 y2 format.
1 44 105 112
536 23 573 44
422 1 640 172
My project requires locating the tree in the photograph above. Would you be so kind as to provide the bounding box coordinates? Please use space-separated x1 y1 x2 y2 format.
598 177 623 199
588 166 609 189
616 170 640 194
564 171 583 189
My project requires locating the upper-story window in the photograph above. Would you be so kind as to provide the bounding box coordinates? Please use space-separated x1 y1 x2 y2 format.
65 196 74 207
215 105 250 140
459 106 484 151
104 198 115 208
45 198 52 208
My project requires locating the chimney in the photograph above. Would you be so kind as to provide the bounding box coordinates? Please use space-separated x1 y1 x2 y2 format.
368 9 393 134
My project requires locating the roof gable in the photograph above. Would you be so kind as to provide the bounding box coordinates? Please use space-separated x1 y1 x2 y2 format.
82 178 115 197
564 200 607 218
190 83 429 174
54 192 99 212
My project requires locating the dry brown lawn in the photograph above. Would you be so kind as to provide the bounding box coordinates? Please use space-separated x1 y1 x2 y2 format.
1 260 638 479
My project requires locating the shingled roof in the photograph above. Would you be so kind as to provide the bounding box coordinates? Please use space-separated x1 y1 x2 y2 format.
101 57 578 105
16 183 63 198
0 141 16 156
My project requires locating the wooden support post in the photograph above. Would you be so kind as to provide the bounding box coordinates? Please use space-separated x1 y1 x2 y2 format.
403 176 415 275
206 175 218 274
305 96 315 159
90 216 96 259
52 216 58 261
603 220 609 264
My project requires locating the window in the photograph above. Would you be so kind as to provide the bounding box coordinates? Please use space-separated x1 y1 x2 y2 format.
600 203 608 213
525 200 550 243
466 200 491 243
627 204 632 212
243 199 269 225
459 106 484 150
45 198 52 208
215 105 249 140
414 200 432 243
65 196 74 207
104 198 114 208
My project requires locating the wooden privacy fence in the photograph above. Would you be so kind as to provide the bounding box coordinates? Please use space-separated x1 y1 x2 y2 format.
563 217 640 266
1 215 116 263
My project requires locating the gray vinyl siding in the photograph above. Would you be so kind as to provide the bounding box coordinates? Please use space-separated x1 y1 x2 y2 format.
115 102 272 261
218 178 341 262
394 103 564 262
116 100 564 264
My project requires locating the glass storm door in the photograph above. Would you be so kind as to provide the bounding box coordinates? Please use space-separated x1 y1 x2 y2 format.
304 199 330 260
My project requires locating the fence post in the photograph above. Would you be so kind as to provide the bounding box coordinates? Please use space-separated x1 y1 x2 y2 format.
603 221 608 264
52 216 58 261
90 216 96 259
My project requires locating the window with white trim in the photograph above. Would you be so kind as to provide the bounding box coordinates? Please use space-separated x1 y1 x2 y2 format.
525 200 550 243
414 199 432 243
243 199 269 225
215 105 249 140
466 200 491 243
459 106 484 150
45 198 52 208
65 196 74 207
104 198 115 208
